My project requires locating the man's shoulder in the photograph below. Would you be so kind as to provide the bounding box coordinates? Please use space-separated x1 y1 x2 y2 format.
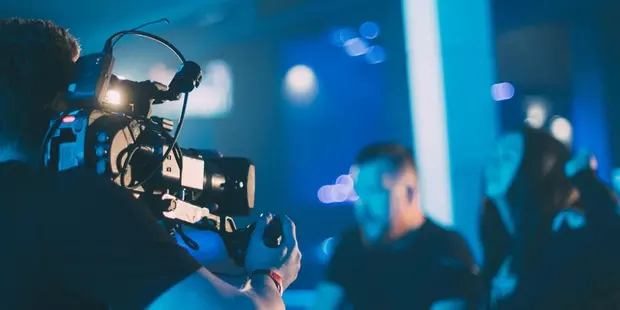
42 168 141 217
420 221 477 270
328 227 365 263
340 226 362 242
417 222 481 303
334 227 364 252
0 162 114 203
53 167 110 185
324 227 364 287
52 168 127 198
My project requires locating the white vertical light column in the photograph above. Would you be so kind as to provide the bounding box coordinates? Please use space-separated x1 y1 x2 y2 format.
402 0 498 259
402 0 452 226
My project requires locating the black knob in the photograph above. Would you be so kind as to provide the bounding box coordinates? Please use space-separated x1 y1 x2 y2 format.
263 217 283 248
169 61 202 94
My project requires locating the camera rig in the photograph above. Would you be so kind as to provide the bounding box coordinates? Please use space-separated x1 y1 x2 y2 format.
41 24 277 266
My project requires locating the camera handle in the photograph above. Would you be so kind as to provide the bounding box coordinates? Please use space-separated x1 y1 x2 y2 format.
160 193 210 224
154 195 281 267
156 194 247 264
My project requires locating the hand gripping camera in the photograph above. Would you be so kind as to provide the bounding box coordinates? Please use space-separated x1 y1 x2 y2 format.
42 25 280 266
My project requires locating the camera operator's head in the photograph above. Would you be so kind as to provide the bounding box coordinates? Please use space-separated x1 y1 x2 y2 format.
0 18 80 166
350 143 422 246
481 126 573 279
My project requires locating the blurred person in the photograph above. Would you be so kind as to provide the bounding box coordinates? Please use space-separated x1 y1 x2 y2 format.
480 126 576 306
312 143 480 310
480 126 620 309
0 18 300 309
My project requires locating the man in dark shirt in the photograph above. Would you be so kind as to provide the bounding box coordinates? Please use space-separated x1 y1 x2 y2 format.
312 143 479 310
0 18 301 309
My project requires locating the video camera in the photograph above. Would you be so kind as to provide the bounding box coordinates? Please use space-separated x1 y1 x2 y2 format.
42 24 281 266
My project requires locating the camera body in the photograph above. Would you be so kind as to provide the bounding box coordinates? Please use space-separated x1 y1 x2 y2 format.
45 109 254 216
42 32 272 266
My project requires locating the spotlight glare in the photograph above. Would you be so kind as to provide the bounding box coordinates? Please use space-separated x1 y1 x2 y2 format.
103 90 121 105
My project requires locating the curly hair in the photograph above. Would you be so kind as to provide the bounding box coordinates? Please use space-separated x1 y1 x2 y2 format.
0 18 80 150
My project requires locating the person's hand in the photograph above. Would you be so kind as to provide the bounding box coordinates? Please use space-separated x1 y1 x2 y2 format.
491 257 518 306
245 214 302 291
565 149 596 178
178 230 248 286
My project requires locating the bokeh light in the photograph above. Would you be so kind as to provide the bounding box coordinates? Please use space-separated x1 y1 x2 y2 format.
284 65 318 104
318 174 358 204
344 38 369 56
491 82 515 101
331 23 384 63
364 45 386 64
316 237 338 264
550 116 573 144
321 237 337 256
335 174 354 186
359 21 380 39
525 102 547 128
330 28 357 47
330 184 351 203
317 185 334 203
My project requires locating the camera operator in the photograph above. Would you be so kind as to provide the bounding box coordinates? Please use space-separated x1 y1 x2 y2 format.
0 18 300 309
312 143 480 310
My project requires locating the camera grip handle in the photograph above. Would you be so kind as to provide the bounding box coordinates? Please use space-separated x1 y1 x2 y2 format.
222 216 283 266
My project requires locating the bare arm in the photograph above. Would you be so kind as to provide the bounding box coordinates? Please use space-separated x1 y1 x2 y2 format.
46 170 298 309
148 267 284 310
149 214 302 310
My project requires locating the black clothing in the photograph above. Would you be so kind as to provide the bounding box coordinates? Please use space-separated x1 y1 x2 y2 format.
326 220 479 309
500 169 620 310
0 162 202 309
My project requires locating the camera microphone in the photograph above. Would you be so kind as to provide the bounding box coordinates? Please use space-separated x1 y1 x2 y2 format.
169 61 202 94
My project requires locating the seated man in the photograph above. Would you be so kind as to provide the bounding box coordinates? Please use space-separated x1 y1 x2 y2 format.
312 143 480 310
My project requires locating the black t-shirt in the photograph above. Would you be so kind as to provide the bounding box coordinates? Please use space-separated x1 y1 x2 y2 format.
326 220 480 310
0 161 202 309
